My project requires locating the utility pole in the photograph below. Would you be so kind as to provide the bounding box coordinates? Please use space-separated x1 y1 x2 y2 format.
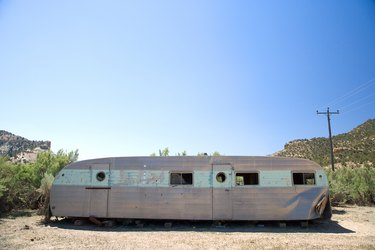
317 107 339 171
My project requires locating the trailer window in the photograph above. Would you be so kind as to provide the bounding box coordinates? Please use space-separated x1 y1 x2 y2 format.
96 172 106 182
293 173 315 185
236 173 259 185
216 172 226 183
170 173 193 185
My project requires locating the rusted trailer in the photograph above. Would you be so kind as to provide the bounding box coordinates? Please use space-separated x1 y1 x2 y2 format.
50 156 331 221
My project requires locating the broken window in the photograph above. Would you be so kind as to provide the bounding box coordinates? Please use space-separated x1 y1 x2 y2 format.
216 172 226 183
293 173 315 185
170 172 193 185
236 173 259 185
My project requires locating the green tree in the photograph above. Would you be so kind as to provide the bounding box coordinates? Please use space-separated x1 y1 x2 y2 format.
38 172 55 220
0 149 79 213
197 152 207 156
159 147 170 156
1 162 38 209
34 149 78 181
0 158 8 200
177 150 187 156
0 182 5 199
327 166 375 205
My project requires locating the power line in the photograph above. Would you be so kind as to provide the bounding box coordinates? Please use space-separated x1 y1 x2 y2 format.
341 98 375 115
317 107 339 171
340 91 375 111
325 77 375 108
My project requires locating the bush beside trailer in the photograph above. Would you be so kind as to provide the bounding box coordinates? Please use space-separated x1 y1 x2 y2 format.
50 156 331 221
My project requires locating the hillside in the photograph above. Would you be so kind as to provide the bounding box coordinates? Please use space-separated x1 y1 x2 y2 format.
0 130 51 163
275 119 375 168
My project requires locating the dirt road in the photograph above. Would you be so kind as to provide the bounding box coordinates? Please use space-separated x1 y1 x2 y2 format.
1 206 374 249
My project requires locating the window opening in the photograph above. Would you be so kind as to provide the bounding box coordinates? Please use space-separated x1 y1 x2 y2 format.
236 173 259 185
170 173 193 185
216 172 226 183
96 172 106 182
293 173 315 185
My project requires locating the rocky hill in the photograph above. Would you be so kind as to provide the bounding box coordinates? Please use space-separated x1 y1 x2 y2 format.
0 130 51 163
275 119 375 169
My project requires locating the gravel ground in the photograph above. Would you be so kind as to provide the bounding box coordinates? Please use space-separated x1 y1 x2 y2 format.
1 206 374 249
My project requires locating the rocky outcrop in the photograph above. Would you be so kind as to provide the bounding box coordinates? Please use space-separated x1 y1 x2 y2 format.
275 119 375 168
0 130 51 163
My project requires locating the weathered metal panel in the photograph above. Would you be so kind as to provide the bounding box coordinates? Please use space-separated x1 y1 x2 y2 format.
260 171 293 187
231 187 329 220
315 169 329 187
88 189 109 217
89 164 110 186
194 171 212 188
50 156 330 221
212 164 232 220
50 185 89 217
86 163 110 217
108 187 212 220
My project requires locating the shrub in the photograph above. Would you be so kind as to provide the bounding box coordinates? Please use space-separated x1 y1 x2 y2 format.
0 150 78 213
38 172 55 221
327 166 375 205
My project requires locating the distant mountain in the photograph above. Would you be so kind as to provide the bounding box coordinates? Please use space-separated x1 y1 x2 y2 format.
0 130 51 163
275 119 375 168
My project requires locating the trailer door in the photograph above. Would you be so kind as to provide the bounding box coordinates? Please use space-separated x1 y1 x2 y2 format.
87 163 110 218
212 164 233 220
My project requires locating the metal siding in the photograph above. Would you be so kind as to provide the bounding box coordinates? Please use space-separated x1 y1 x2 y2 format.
315 169 329 187
89 189 109 217
212 165 233 220
260 171 293 187
53 169 91 186
232 187 329 220
51 156 330 220
87 163 110 217
108 187 212 220
89 164 110 187
194 171 212 188
50 185 89 217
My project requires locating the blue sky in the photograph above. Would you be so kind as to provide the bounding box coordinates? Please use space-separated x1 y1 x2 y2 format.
1 1 375 160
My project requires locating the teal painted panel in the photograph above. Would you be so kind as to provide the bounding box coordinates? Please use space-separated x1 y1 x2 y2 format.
54 169 328 188
260 171 292 187
111 170 139 186
53 169 91 186
194 171 212 188
54 169 170 187
91 167 110 187
139 170 169 187
213 165 232 188
108 170 170 187
315 170 328 187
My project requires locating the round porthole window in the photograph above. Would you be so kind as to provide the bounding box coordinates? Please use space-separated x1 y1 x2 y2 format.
216 172 226 183
96 172 106 182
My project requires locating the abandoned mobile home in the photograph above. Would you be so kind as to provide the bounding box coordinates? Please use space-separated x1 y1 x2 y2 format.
50 156 331 221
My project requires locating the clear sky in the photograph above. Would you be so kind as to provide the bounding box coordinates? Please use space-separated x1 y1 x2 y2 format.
1 1 375 160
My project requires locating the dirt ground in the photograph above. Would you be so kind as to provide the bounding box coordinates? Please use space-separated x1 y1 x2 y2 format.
1 206 374 250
